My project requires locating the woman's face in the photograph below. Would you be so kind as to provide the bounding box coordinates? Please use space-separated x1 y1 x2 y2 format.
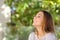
32 11 44 27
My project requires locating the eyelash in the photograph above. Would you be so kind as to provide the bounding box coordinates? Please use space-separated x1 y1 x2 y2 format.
35 15 40 18
37 16 40 17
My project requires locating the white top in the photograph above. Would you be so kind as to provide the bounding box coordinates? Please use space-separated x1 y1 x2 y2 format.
28 32 56 40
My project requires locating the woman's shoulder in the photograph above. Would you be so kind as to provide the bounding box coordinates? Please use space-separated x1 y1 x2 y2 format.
45 33 57 40
28 32 35 40
47 33 56 37
29 32 35 36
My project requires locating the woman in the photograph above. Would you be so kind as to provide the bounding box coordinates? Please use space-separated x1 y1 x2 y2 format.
28 10 57 40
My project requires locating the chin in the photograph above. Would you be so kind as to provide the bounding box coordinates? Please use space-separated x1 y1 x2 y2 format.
32 23 35 26
32 23 37 27
32 23 40 27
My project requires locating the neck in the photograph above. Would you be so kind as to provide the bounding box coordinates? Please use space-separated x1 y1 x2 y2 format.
35 26 46 38
36 26 44 33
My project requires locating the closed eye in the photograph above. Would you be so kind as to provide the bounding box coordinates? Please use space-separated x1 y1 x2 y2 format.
37 16 40 18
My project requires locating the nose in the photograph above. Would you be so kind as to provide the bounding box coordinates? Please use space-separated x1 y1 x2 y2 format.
34 16 36 19
34 16 36 20
33 17 35 21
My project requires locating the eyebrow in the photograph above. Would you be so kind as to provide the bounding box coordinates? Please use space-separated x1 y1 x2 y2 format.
38 14 41 16
38 14 41 15
36 14 41 17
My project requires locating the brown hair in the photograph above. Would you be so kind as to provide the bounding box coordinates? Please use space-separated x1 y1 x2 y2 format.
41 10 55 33
35 10 55 34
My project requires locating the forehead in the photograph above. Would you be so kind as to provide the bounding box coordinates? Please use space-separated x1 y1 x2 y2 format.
36 11 44 16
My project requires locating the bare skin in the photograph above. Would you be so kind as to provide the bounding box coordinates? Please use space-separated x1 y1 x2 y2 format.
32 11 48 39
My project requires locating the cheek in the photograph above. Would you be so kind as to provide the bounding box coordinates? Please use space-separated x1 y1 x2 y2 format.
37 18 42 22
34 18 41 25
33 17 43 24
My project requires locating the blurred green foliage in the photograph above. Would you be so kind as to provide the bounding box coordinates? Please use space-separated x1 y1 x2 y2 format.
5 0 60 40
5 0 60 26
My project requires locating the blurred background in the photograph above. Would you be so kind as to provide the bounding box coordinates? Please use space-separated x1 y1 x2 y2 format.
0 0 60 40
